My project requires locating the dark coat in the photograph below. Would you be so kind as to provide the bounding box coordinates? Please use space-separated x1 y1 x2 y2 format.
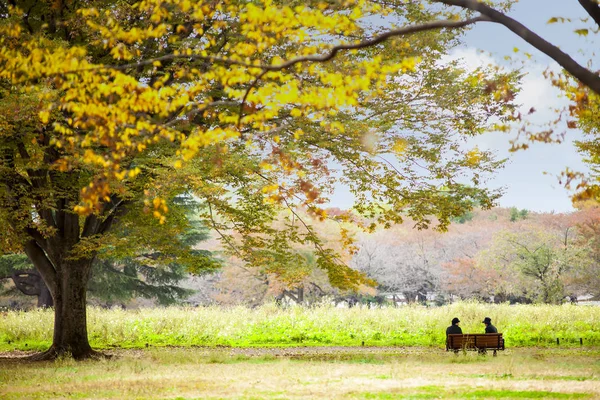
485 324 498 333
446 324 462 335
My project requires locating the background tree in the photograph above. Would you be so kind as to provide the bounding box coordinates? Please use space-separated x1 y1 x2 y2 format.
571 203 600 298
352 228 448 303
509 207 528 222
87 196 214 306
0 254 53 308
479 224 588 304
443 256 501 301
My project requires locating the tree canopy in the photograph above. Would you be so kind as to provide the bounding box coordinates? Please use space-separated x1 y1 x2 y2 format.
0 0 521 358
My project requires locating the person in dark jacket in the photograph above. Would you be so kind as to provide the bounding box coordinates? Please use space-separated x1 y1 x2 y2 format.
446 317 462 335
482 317 498 333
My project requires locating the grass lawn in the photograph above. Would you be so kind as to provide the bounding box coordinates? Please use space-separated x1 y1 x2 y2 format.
2 303 600 351
1 347 599 399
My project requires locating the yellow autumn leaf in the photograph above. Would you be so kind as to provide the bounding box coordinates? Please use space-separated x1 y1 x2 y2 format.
39 111 50 124
466 148 483 166
392 138 409 155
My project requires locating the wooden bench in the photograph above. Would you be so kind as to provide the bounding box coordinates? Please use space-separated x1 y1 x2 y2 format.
446 333 505 356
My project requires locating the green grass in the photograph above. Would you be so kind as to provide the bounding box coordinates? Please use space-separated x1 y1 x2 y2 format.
1 302 600 351
1 348 599 399
358 387 591 399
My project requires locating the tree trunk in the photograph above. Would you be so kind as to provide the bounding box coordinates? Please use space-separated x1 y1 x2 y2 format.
28 258 96 360
297 286 304 305
38 281 53 308
48 260 94 359
20 197 123 360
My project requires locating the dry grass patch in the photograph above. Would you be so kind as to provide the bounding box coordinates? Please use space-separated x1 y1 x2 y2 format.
1 347 600 399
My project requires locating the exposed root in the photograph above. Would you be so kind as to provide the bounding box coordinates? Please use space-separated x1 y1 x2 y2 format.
26 348 58 362
25 346 110 361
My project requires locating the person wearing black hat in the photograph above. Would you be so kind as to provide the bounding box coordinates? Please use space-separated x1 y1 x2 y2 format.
482 317 497 333
446 317 462 335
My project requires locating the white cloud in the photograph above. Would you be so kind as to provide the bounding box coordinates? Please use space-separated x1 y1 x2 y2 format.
444 47 588 212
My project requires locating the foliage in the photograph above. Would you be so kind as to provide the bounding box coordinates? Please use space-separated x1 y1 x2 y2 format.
509 207 528 222
451 210 474 224
2 302 600 351
0 0 520 356
88 195 216 305
0 0 518 286
479 227 589 304
352 210 506 303
0 196 216 306
352 229 444 303
571 203 600 298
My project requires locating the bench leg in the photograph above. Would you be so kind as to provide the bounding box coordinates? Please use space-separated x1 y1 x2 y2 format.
493 350 497 357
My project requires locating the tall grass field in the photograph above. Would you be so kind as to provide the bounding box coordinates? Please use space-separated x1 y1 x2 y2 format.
1 302 599 351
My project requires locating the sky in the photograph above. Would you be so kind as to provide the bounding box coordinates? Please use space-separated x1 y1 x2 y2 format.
457 0 593 213
329 0 594 213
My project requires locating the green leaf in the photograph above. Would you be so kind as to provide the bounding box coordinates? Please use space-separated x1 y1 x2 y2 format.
574 29 589 36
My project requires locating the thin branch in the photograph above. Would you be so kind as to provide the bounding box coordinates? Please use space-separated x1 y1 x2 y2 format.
238 70 269 132
164 100 239 128
97 198 126 235
206 201 252 274
233 17 485 128
279 197 348 269
76 17 485 76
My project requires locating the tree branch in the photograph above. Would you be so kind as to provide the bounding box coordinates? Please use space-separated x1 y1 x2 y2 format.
96 198 126 235
578 0 600 28
23 240 57 296
437 0 600 95
206 201 252 274
11 270 42 296
81 17 485 77
82 197 126 237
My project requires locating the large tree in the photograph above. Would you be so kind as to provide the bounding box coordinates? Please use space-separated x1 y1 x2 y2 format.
0 0 517 359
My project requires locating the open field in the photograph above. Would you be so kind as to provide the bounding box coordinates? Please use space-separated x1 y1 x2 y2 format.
2 302 600 351
1 347 600 399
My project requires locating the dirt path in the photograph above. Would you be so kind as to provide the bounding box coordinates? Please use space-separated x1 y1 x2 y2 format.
0 345 441 361
2 345 598 362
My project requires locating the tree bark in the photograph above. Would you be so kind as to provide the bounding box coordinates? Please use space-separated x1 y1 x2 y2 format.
51 260 94 358
32 259 96 360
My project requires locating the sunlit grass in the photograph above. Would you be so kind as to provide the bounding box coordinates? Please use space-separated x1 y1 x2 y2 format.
1 302 600 351
1 348 599 399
